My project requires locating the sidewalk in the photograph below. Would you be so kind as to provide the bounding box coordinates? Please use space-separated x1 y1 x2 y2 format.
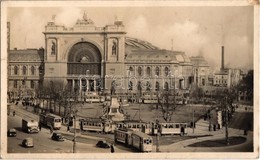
160 117 253 152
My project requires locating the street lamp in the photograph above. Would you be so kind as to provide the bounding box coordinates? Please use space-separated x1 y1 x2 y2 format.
72 110 78 153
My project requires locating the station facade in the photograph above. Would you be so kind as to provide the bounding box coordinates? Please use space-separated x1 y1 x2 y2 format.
42 14 194 96
8 14 242 99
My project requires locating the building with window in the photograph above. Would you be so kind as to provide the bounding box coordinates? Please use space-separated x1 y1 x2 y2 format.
8 48 44 99
7 14 211 99
190 56 211 87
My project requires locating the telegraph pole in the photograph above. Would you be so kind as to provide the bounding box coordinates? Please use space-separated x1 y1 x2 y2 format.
225 96 229 145
72 101 78 153
192 110 195 133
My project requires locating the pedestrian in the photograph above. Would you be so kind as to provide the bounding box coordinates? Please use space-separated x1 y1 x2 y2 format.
13 111 16 117
50 126 53 134
67 125 70 132
110 144 115 153
39 123 41 131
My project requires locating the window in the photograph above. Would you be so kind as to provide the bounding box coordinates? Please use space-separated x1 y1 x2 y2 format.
30 80 34 89
129 81 133 90
22 80 25 85
146 81 151 91
164 67 169 76
138 67 142 76
14 80 17 88
22 66 27 75
129 67 134 76
155 67 160 76
31 66 35 75
14 66 18 75
202 79 205 86
164 82 169 91
146 67 151 76
155 81 160 91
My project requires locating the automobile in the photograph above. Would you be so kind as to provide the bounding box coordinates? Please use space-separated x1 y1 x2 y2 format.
7 128 17 137
22 138 34 148
51 132 64 141
96 140 110 148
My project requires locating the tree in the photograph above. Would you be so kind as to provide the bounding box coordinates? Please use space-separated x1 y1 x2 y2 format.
158 92 174 122
237 70 253 101
190 84 203 99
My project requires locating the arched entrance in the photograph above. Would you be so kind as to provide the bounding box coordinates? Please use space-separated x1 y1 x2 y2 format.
67 42 102 94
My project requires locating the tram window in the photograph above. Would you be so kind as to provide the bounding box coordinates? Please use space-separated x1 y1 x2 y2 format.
176 124 180 128
169 125 173 128
133 124 136 128
55 119 61 122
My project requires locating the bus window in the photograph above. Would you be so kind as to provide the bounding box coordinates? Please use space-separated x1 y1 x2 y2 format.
176 124 180 128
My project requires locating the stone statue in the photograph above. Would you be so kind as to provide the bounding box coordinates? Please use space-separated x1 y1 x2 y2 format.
51 41 56 55
112 41 117 55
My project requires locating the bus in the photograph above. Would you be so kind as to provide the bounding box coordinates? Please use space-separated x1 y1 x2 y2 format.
39 113 62 130
158 122 188 136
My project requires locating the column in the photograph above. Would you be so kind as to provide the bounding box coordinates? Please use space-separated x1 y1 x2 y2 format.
86 80 89 92
72 79 75 91
94 80 96 91
79 79 82 93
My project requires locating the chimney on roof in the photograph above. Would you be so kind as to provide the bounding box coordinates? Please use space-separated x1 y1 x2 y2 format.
221 46 224 70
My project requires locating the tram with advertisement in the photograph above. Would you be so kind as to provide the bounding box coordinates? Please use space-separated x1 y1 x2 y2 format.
39 113 62 130
114 128 153 152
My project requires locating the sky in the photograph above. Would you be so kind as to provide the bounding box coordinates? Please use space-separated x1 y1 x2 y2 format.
7 6 254 71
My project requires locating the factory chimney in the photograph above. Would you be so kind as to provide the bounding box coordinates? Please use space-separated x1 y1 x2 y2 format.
221 46 224 70
7 22 10 51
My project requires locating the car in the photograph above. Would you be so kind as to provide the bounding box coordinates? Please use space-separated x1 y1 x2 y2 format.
51 132 64 141
96 140 110 148
22 138 34 148
7 128 17 137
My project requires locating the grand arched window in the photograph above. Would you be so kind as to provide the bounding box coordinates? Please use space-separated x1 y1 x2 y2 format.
155 67 160 76
31 66 35 75
67 42 101 75
14 66 18 75
22 66 27 75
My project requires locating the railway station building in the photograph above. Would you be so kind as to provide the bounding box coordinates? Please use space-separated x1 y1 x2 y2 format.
8 14 214 99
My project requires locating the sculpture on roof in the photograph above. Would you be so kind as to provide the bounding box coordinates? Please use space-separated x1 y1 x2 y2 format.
76 11 94 25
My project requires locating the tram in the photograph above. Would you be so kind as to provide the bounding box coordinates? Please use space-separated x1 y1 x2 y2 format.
158 122 188 136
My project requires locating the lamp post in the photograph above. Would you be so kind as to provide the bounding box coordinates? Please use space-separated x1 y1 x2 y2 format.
72 102 78 153
225 96 229 145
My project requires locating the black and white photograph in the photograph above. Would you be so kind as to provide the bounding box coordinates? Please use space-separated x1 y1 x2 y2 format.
1 1 259 159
